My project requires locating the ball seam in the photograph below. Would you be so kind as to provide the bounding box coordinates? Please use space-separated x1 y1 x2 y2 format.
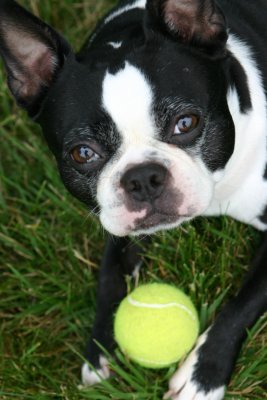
127 296 197 321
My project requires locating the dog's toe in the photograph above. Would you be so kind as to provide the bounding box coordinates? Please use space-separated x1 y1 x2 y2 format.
164 333 225 400
165 385 225 400
81 355 110 387
164 378 225 400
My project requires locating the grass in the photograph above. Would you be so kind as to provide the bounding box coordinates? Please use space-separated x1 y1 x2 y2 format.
0 1 266 399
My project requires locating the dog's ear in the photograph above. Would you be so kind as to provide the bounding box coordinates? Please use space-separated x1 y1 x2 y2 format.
146 0 227 53
0 0 72 116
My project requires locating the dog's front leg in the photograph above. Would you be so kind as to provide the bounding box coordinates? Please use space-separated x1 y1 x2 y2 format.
82 236 145 386
166 233 267 400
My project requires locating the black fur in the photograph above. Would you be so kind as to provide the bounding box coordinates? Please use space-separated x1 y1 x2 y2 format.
0 0 266 398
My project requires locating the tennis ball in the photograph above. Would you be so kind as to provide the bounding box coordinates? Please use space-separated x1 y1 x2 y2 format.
114 283 199 369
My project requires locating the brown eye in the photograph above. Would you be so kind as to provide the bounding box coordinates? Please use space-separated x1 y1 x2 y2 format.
71 145 100 164
174 115 199 135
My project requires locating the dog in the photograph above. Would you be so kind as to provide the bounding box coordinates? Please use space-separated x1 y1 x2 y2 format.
0 0 267 399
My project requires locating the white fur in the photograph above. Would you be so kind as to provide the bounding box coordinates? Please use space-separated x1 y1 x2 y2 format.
102 62 156 144
108 41 122 49
87 0 146 46
104 0 146 24
98 36 267 236
132 260 142 280
205 34 267 229
165 332 225 400
81 356 110 386
99 63 214 236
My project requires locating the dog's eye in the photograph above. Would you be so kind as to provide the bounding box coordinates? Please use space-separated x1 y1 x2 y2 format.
71 145 100 164
174 115 199 135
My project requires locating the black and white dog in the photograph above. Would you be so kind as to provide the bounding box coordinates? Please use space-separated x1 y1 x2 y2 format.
0 0 267 398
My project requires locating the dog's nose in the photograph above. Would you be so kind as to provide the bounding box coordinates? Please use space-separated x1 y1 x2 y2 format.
120 163 168 202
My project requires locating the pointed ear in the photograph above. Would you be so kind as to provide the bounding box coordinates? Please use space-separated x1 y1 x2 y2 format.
146 0 227 53
0 0 72 116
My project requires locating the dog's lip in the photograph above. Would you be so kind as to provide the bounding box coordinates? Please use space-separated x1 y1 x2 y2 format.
133 208 191 231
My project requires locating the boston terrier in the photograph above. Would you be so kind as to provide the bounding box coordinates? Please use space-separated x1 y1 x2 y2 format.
0 0 266 399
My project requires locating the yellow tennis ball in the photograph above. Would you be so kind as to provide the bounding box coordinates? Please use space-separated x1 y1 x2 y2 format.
114 283 199 369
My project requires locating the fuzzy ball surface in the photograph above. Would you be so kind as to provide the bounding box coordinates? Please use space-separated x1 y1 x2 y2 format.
114 283 199 369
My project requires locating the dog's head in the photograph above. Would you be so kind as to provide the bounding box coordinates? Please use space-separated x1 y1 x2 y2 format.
0 0 247 236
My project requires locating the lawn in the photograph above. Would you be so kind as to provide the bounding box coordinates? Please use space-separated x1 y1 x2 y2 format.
0 1 266 399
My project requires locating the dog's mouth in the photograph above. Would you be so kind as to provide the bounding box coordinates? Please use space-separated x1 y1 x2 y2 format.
131 208 192 235
99 195 202 237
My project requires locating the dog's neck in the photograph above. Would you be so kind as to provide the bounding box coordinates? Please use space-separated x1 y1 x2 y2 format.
205 34 267 229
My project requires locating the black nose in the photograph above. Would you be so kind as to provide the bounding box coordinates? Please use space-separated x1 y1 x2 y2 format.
120 163 168 202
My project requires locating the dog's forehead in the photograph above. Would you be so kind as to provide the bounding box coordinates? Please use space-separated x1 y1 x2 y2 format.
102 62 156 144
100 52 213 148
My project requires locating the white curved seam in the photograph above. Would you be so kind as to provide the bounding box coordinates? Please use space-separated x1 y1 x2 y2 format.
127 296 197 320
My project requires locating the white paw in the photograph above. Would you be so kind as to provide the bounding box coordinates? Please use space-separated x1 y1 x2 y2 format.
164 333 225 400
80 355 110 387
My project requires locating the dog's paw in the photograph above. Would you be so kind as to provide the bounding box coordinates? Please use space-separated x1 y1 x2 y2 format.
164 333 225 400
165 371 225 400
81 355 110 386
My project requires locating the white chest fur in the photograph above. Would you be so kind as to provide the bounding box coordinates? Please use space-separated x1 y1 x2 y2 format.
205 34 267 230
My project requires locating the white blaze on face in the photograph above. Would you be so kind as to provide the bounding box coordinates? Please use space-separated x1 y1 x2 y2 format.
102 62 156 146
98 63 214 236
